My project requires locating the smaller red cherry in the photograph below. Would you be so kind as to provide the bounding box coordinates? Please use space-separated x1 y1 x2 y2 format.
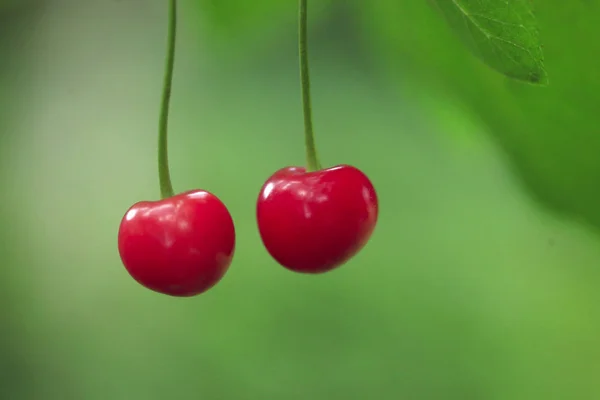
256 164 378 273
118 190 235 297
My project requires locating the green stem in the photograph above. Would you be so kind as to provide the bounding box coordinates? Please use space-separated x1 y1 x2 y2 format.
299 0 321 172
158 0 177 199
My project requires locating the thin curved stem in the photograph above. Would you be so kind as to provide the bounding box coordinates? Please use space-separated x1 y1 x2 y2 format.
158 0 177 199
299 0 321 172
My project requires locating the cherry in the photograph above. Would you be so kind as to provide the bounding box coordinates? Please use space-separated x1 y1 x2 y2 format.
257 165 378 273
117 0 236 296
255 0 379 273
118 190 235 296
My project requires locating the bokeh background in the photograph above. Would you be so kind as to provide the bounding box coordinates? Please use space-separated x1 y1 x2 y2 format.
2 1 600 399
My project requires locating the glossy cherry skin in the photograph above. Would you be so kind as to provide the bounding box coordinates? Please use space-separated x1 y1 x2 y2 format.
256 164 378 273
118 190 235 297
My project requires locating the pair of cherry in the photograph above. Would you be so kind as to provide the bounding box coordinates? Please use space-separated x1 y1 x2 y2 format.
116 0 378 297
118 165 378 297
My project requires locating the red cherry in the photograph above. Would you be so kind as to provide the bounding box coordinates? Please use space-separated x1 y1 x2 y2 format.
256 164 378 273
118 190 235 297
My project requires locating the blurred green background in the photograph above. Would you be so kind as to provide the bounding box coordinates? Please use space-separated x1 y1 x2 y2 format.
2 1 600 399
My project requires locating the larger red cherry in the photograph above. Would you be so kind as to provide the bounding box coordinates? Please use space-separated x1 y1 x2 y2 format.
118 190 235 297
256 164 378 273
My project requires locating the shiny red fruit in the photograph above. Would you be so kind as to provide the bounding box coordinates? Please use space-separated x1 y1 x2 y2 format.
118 190 235 297
256 164 378 273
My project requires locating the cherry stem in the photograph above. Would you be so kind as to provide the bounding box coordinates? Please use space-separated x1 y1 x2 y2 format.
158 0 177 199
299 0 321 172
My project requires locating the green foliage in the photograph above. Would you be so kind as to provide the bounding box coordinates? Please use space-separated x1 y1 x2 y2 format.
358 0 600 231
430 0 547 84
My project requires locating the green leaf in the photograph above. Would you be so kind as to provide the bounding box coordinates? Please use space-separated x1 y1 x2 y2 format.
360 0 600 230
429 0 547 84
